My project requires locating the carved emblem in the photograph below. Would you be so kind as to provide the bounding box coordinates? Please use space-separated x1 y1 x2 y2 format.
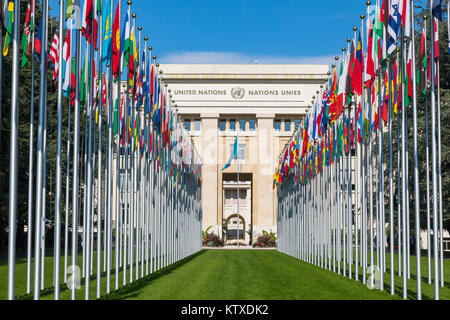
231 87 245 100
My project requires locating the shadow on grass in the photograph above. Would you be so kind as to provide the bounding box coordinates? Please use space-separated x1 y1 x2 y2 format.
317 260 448 300
100 250 206 300
12 250 206 300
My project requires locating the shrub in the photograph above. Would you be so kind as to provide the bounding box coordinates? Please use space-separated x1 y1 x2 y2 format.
254 234 276 248
202 233 224 247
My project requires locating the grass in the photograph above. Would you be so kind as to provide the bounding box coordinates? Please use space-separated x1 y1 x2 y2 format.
1 249 449 300
104 250 398 300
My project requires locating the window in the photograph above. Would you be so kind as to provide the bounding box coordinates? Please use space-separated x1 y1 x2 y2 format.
294 120 300 130
249 119 256 131
274 120 281 131
229 120 236 131
119 169 130 191
239 119 247 131
238 144 245 160
185 119 191 131
230 143 245 160
219 120 226 131
194 119 201 132
284 120 291 132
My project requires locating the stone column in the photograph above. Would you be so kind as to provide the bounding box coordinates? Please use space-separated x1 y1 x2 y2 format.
254 114 275 233
201 113 220 234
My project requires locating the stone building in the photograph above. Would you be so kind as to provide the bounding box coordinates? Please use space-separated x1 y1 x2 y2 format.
159 64 329 245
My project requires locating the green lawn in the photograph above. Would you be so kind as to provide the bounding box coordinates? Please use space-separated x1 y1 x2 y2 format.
1 249 449 300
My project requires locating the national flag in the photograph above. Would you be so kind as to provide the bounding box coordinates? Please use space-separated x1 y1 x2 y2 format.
62 30 72 96
221 135 237 170
432 0 443 21
2 1 14 57
403 0 411 38
112 1 120 78
21 0 34 68
81 0 99 49
122 7 132 71
65 0 75 20
49 31 60 82
380 0 389 61
365 15 376 87
433 18 440 60
351 31 363 96
404 41 413 107
346 40 356 102
387 0 401 56
102 0 112 62
418 27 427 96
34 18 42 59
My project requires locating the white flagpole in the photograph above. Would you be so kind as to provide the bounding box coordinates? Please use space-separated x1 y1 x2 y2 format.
7 0 20 300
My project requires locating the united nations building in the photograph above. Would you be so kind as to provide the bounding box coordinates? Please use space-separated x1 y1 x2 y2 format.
159 64 329 245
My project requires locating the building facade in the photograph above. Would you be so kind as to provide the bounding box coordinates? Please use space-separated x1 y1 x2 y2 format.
160 64 329 245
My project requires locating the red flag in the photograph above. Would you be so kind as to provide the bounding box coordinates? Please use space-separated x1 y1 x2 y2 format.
112 2 121 79
365 27 376 87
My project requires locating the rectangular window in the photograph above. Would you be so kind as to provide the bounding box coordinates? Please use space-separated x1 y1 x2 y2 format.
229 143 245 160
239 119 247 131
294 120 300 130
219 120 226 131
238 144 245 160
185 119 191 131
274 120 281 131
249 119 256 131
229 120 236 131
285 120 291 132
194 119 201 132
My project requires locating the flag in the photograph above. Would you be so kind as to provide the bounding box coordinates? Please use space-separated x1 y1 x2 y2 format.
365 15 376 87
122 7 132 71
404 41 413 107
34 18 42 58
418 27 427 96
102 0 112 62
346 40 355 102
432 0 443 21
222 135 238 171
403 0 411 38
65 0 75 20
387 0 401 56
448 2 450 54
351 31 363 96
49 31 60 82
433 18 440 60
21 0 34 68
2 1 13 57
380 0 389 61
81 0 99 49
112 1 120 78
62 30 72 96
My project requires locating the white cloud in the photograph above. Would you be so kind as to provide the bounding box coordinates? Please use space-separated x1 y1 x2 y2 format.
160 51 334 66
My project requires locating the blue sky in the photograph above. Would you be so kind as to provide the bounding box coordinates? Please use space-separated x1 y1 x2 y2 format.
48 0 428 65
128 0 370 65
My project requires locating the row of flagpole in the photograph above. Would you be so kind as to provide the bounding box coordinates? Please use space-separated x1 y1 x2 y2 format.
275 0 447 300
6 0 203 300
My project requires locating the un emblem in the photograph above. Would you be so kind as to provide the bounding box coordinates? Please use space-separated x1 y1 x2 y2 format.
231 87 245 100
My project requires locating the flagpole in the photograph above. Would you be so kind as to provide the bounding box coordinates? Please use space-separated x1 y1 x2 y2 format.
34 0 48 300
401 33 408 300
388 56 394 295
7 0 20 300
54 0 64 300
435 22 444 290
430 6 439 300
26 0 36 295
423 14 432 285
409 1 421 299
71 0 82 300
97 0 104 298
